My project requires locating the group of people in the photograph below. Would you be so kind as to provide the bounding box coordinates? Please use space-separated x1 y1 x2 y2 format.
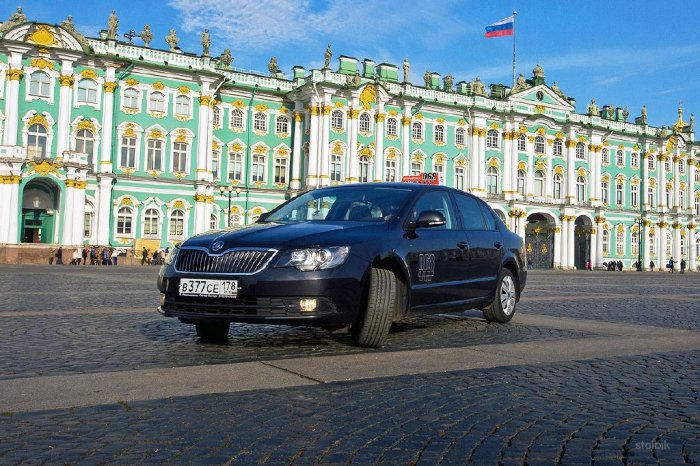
51 246 120 265
663 257 687 274
140 247 168 266
603 260 625 271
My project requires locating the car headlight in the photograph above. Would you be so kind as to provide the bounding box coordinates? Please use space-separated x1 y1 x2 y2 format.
164 246 179 266
275 246 350 271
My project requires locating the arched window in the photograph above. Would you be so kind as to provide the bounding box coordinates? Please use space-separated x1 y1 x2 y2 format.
649 231 656 256
631 184 639 207
149 92 165 113
74 129 95 168
553 139 563 157
146 138 163 171
486 167 499 194
631 152 639 167
83 202 94 239
616 150 624 166
252 154 266 182
631 229 639 256
230 109 244 129
648 155 655 170
330 153 342 182
534 170 545 196
575 142 586 160
647 186 655 207
212 107 221 127
77 79 97 104
616 181 624 206
254 112 268 132
29 71 51 97
602 148 609 164
116 206 133 235
434 160 444 183
576 175 586 202
120 135 137 168
172 142 188 173
486 130 499 149
385 158 396 182
276 115 289 134
434 125 445 144
455 127 465 146
359 155 370 183
169 209 185 238
175 95 190 116
27 124 47 158
359 113 371 133
517 134 526 151
602 181 609 205
455 165 466 191
411 122 423 140
331 110 344 131
411 160 422 176
616 229 625 255
534 136 545 154
602 229 609 254
516 169 526 195
553 173 563 199
386 117 398 137
144 208 160 237
210 214 218 230
123 88 139 109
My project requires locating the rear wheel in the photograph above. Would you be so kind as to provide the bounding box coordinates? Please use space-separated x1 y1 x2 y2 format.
482 268 517 323
195 322 230 342
352 268 397 348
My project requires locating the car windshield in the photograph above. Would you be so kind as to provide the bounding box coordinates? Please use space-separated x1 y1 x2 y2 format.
263 186 414 223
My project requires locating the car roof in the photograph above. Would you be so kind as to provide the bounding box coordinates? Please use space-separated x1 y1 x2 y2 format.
310 182 450 192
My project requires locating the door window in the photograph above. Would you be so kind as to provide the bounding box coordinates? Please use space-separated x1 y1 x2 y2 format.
453 193 486 230
410 191 456 230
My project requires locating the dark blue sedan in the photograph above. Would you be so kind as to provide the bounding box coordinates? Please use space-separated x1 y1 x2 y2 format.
158 183 527 347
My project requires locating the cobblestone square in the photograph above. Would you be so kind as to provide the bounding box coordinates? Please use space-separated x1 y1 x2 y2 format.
0 265 698 465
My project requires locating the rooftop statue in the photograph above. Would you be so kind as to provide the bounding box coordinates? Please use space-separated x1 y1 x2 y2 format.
201 29 210 57
622 107 629 122
403 58 410 83
268 56 281 75
586 98 598 116
107 10 118 40
690 113 694 132
1 6 27 33
165 28 179 51
532 63 544 79
61 14 75 33
471 76 485 96
219 48 233 68
61 15 91 52
139 24 153 47
640 105 647 124
443 74 453 92
423 70 431 88
323 44 332 69
511 73 529 93
551 81 566 99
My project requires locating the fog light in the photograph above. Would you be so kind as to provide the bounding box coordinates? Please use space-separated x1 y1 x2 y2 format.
160 293 166 306
299 298 317 312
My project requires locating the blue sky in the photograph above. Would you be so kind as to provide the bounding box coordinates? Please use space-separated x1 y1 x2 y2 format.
6 1 700 127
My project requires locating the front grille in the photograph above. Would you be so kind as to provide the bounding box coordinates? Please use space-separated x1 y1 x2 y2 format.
175 248 276 274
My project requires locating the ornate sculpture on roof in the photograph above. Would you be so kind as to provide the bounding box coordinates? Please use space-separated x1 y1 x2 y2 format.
107 10 118 40
551 81 566 99
622 107 629 122
139 24 153 47
511 73 529 93
323 44 332 69
201 29 210 57
423 70 431 88
471 76 485 96
532 63 544 79
443 74 454 92
268 56 281 75
1 6 27 33
403 58 410 83
60 15 75 33
640 105 648 124
657 126 668 138
165 28 179 51
219 48 233 68
690 113 694 132
602 105 614 120
346 71 361 87
60 14 91 52
586 98 599 116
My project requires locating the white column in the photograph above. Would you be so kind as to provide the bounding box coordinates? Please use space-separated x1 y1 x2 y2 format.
347 107 359 183
193 183 209 235
559 216 568 268
673 225 682 269
401 107 412 178
195 93 212 181
96 175 114 245
319 103 331 186
658 223 667 271
553 225 561 268
6 180 20 244
643 222 651 270
590 145 600 205
502 129 512 197
99 67 117 173
673 156 680 209
61 183 75 244
657 153 666 208
517 214 525 239
56 61 75 157
291 110 303 189
306 104 320 187
642 150 650 210
71 183 87 244
373 103 385 182
688 161 696 210
0 183 8 243
567 216 575 268
477 131 486 195
689 228 698 272
566 138 576 204
544 138 553 199
525 137 534 198
510 134 519 199
590 227 598 269
596 220 604 268
3 52 23 146
469 128 479 192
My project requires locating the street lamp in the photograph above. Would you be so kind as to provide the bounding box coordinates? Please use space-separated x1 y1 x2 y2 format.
219 185 241 227
632 217 644 271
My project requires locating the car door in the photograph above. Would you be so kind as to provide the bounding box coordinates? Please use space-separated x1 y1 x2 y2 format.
452 193 503 299
404 190 471 310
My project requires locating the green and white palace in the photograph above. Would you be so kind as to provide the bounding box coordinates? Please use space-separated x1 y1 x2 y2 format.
0 10 698 270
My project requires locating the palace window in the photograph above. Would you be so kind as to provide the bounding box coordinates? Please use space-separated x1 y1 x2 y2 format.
434 162 444 184
648 155 655 170
274 157 287 184
616 150 624 166
695 171 700 183
679 190 686 209
455 166 466 191
149 92 165 113
647 186 655 207
616 182 624 206
455 127 465 146
411 122 423 140
331 110 344 131
385 159 396 182
116 206 133 236
83 203 94 239
29 71 51 98
331 154 342 182
27 124 48 158
679 161 685 174
602 148 609 164
77 79 97 104
631 152 639 167
230 109 244 129
631 184 639 207
576 175 586 203
120 136 136 168
616 229 625 255
169 209 185 238
210 214 218 230
276 115 289 135
666 187 672 207
631 230 639 256
212 150 220 179
172 142 188 173
575 142 586 160
146 139 163 171
518 134 526 151
486 167 499 194
359 155 370 183
680 235 686 258
212 107 221 127
649 231 656 256
228 152 243 181
534 136 545 154
553 174 563 199
251 154 265 182
517 170 526 196
553 139 563 157
254 112 268 132
666 232 672 256
74 129 95 169
534 170 545 197
175 96 191 116
386 117 398 137
359 113 371 133
123 88 139 109
602 229 609 254
695 195 700 215
602 181 609 205
434 125 445 144
665 159 670 172
411 161 422 176
144 208 160 237
486 130 499 149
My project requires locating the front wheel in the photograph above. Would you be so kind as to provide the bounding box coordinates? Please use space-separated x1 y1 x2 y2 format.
352 268 397 348
482 268 517 323
195 322 230 342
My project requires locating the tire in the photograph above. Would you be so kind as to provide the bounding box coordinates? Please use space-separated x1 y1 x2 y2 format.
352 268 397 348
482 268 518 323
195 322 230 342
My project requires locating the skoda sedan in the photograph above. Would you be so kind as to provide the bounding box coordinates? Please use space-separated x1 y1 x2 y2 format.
158 183 527 347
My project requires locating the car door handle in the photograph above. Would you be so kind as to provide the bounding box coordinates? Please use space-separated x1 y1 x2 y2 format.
494 242 503 249
457 242 469 249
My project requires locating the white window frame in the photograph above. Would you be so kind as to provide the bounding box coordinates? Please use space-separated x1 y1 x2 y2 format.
74 129 96 170
553 139 562 157
487 167 499 194
576 175 586 203
76 79 98 104
174 95 191 118
116 206 134 237
411 122 423 141
212 150 220 180
602 148 609 164
172 141 189 173
631 184 639 207
254 112 268 133
455 127 466 146
434 124 445 144
143 208 161 238
230 108 245 130
455 165 466 191
359 155 371 182
169 209 186 239
251 154 266 182
228 151 243 182
26 124 48 158
274 156 288 184
616 150 624 166
146 138 164 171
359 113 372 134
148 91 167 114
331 153 343 182
212 106 221 127
486 130 499 149
553 174 563 199
575 143 586 160
517 170 526 195
387 117 398 137
27 71 53 103
331 110 344 132
518 134 526 151
385 158 397 182
275 115 289 135
534 136 545 154
122 87 140 112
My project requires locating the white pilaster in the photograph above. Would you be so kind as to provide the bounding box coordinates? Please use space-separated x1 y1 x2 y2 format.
526 137 534 198
401 107 412 178
99 67 117 173
96 175 114 245
673 225 682 269
347 104 359 183
477 130 486 195
306 103 320 187
643 222 651 270
502 128 512 198
567 216 575 268
566 136 576 204
689 228 698 272
553 224 561 268
658 223 667 271
560 216 568 269
596 220 604 268
319 102 331 186
657 153 666 209
56 60 75 156
195 91 212 182
291 110 303 189
373 102 385 182
469 128 479 193
544 137 553 199
642 149 650 211
61 183 75 245
6 180 20 244
71 184 87 244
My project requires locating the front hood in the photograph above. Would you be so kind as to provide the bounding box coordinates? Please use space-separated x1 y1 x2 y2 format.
182 221 390 251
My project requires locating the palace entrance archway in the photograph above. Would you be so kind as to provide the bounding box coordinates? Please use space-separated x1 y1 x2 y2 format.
525 213 556 269
21 178 60 244
574 216 593 270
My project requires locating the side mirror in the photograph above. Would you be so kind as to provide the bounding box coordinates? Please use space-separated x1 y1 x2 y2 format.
408 210 446 230
257 212 270 222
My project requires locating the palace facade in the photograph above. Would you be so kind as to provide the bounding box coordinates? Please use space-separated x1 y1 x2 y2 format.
0 11 698 270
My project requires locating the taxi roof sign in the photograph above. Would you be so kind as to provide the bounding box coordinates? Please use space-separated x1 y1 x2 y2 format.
401 172 440 185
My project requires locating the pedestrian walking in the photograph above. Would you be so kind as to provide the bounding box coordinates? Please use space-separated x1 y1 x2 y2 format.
82 247 89 265
680 258 686 274
585 259 591 270
55 246 63 265
617 260 622 271
111 248 119 266
90 246 97 265
101 247 110 265
650 260 655 272
668 257 675 273
141 247 149 266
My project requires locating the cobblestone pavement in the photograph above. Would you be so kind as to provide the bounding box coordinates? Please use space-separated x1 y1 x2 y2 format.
0 265 698 464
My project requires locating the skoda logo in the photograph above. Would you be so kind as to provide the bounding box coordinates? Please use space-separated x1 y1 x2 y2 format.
211 240 224 252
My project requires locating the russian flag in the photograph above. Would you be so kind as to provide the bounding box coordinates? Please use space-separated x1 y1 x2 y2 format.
485 15 514 38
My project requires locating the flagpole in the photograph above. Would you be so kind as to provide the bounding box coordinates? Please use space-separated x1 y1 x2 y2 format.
512 11 517 89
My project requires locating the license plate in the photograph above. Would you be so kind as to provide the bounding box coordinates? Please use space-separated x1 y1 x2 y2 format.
178 279 238 298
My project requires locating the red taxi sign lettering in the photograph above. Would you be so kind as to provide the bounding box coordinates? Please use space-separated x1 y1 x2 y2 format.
401 172 440 185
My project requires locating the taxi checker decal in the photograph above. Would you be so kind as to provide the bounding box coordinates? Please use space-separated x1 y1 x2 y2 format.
418 253 436 282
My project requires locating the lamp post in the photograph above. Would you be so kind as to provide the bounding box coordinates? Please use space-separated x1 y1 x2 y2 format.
632 217 644 271
219 186 241 227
